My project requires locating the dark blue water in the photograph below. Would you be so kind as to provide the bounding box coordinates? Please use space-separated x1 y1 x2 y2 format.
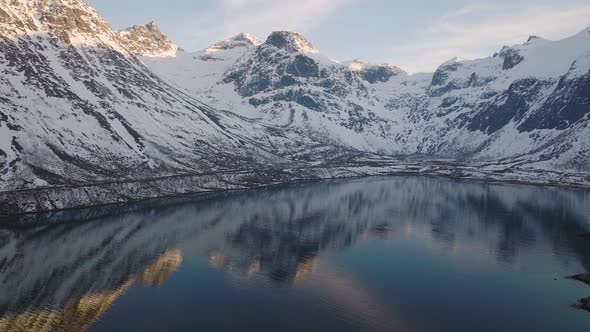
1 176 590 332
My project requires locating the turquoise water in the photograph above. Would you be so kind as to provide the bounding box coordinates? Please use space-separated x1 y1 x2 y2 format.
1 176 589 331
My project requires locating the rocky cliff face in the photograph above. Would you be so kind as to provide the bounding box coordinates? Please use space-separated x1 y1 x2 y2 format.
263 31 319 54
205 32 261 52
117 21 178 57
346 60 407 84
0 0 123 49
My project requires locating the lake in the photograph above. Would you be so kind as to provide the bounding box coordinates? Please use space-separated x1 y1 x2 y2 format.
1 176 590 332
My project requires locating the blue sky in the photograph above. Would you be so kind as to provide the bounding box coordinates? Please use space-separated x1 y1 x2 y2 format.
87 0 590 72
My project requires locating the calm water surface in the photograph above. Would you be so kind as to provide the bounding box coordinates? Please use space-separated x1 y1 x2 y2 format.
1 177 590 331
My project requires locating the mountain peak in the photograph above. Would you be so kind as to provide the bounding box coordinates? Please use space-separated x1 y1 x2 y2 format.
146 20 159 29
346 60 407 83
7 0 90 9
234 32 262 45
438 57 467 68
118 21 178 57
0 0 116 44
206 32 262 52
527 35 541 42
263 31 318 54
522 35 549 47
124 20 163 33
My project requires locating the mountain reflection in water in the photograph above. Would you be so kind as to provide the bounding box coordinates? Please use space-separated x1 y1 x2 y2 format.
0 249 182 332
0 176 589 332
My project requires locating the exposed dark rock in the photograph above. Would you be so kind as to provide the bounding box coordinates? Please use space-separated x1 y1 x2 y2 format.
286 55 319 78
428 61 464 96
248 97 266 107
241 74 272 96
279 75 298 87
10 137 22 153
341 103 381 133
319 79 335 89
248 90 322 111
296 95 320 110
111 112 145 149
359 65 404 83
265 32 291 49
264 31 317 53
519 72 590 131
431 62 461 87
499 48 524 70
527 35 541 43
469 78 546 134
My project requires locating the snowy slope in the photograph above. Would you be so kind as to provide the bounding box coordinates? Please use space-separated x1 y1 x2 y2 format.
416 28 590 169
143 33 262 117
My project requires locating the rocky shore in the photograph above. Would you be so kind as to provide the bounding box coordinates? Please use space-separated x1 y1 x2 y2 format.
2 161 589 218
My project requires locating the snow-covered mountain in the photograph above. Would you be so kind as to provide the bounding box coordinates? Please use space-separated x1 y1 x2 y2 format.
417 29 590 170
0 0 294 191
144 31 416 153
0 0 589 215
143 27 590 172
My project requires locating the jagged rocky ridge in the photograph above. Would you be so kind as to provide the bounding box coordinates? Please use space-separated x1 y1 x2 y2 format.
0 0 589 216
117 21 178 57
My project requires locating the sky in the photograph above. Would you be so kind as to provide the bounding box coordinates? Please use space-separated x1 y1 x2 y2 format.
87 0 590 73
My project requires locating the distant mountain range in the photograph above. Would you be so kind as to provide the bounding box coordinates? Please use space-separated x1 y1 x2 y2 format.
1 0 589 215
143 24 590 171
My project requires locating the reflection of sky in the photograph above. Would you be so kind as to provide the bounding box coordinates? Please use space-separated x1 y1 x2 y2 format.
1 176 589 331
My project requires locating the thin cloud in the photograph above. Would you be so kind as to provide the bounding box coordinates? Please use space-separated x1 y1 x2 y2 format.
390 4 590 73
221 0 356 39
175 0 355 51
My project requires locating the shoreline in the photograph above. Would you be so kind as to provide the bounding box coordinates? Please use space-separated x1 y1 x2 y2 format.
1 162 589 219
